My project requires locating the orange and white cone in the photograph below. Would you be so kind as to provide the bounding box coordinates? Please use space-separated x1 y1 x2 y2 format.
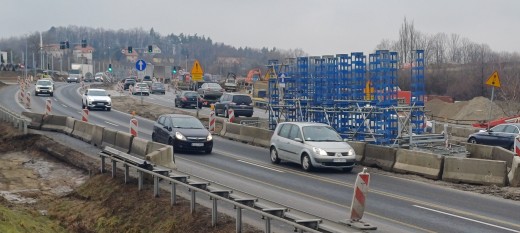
25 92 31 109
228 109 235 123
209 110 216 133
130 118 138 137
82 108 89 122
350 168 370 221
45 99 52 115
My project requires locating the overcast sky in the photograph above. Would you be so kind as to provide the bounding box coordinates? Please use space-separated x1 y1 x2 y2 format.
4 0 519 55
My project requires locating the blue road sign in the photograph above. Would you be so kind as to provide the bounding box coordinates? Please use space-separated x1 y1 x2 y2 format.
136 59 147 71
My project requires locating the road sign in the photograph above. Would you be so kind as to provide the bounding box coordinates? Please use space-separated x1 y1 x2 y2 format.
136 59 147 71
191 59 204 81
485 71 500 88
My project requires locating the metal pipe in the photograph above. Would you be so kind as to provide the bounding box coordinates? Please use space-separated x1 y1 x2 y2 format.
111 160 116 178
212 198 218 227
265 217 271 233
100 157 105 173
138 171 143 191
236 207 242 233
154 175 159 197
124 164 129 184
190 190 196 214
171 183 176 206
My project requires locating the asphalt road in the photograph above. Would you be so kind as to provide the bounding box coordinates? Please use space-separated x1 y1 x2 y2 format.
2 82 520 233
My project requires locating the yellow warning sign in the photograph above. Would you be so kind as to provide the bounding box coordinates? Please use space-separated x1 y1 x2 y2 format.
485 71 501 88
191 59 204 81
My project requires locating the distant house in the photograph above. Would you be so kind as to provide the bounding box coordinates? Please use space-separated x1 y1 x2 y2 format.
73 45 94 64
217 57 241 67
122 48 139 63
43 44 64 58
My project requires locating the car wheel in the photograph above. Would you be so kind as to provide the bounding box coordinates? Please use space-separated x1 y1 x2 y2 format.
342 167 354 172
151 133 156 142
270 147 281 164
301 153 314 172
468 137 477 144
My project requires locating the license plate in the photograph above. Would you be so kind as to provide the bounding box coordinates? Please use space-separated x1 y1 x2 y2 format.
97 103 104 106
333 158 346 163
190 104 196 107
192 143 204 147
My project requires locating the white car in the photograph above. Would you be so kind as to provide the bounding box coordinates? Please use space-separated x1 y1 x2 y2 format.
132 82 150 96
81 88 112 111
269 122 356 172
35 79 54 96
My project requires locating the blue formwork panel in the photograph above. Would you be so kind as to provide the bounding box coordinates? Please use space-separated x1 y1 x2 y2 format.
411 50 426 133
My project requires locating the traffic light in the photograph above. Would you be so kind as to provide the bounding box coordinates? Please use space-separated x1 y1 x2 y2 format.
66 41 70 49
81 39 87 48
172 66 177 74
128 46 133 53
60 41 65 49
108 64 112 72
148 45 153 53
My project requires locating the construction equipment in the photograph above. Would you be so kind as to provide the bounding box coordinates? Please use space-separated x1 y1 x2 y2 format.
222 72 238 92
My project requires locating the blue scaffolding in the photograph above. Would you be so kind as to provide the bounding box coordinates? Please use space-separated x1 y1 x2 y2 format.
410 50 426 134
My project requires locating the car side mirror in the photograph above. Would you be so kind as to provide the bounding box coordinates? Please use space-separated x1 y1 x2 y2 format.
108 94 111 97
294 137 303 143
84 93 88 96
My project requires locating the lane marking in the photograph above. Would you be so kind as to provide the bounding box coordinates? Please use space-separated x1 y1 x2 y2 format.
61 104 67 108
237 160 284 173
105 121 119 127
178 156 435 233
413 205 520 233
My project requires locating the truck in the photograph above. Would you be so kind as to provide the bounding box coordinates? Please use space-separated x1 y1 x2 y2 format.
71 63 94 81
222 72 238 92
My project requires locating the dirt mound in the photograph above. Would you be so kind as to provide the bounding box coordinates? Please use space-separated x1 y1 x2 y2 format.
426 96 506 121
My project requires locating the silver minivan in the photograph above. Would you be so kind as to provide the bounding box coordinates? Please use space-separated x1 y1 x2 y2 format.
269 122 356 172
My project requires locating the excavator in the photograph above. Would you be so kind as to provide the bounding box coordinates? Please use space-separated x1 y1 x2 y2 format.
245 68 269 98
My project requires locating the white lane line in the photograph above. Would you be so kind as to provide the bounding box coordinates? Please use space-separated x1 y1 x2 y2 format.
237 160 284 173
61 104 67 108
413 205 520 233
105 121 119 127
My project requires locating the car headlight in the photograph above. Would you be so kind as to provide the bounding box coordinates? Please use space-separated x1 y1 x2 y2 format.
175 132 186 141
347 148 355 156
312 147 327 156
207 133 213 141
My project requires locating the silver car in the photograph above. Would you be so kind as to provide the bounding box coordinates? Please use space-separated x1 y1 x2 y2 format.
269 122 356 172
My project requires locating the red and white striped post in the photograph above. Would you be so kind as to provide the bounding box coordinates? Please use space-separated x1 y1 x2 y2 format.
228 108 235 123
350 168 370 221
45 99 52 115
209 109 216 133
25 91 31 109
130 118 138 137
129 85 134 95
80 81 85 90
515 135 520 157
82 108 89 122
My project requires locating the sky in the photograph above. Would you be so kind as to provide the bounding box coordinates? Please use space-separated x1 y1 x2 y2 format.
3 0 519 55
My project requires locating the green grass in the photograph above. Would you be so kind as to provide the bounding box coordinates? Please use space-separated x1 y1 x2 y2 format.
0 204 67 233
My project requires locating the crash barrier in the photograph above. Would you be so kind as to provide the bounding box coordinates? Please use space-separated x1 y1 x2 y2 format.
145 146 176 170
393 149 444 180
220 122 273 147
98 147 369 233
1 105 30 134
442 157 507 186
40 115 68 132
362 144 397 171
348 141 367 163
22 111 44 129
509 157 520 187
221 122 241 141
72 120 95 143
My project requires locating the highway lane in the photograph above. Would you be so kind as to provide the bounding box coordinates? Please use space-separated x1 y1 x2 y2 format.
2 82 520 233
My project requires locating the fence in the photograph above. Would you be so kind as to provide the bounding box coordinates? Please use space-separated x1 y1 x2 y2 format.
0 104 30 134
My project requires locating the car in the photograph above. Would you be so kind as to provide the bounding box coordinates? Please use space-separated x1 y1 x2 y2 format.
197 82 224 97
34 79 54 96
141 75 153 87
81 88 112 111
175 91 203 108
150 82 166 94
132 82 150 95
467 123 520 151
123 78 136 90
269 122 356 172
152 114 213 153
66 75 80 83
214 93 253 117
94 72 105 82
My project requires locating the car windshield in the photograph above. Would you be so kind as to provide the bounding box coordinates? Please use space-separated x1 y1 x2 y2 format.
125 79 135 83
171 117 204 129
37 80 52 86
88 90 107 96
184 92 198 97
152 83 164 87
137 83 148 87
302 125 343 141
232 95 252 104
206 83 220 88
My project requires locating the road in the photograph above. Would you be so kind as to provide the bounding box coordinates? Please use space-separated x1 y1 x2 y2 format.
2 82 520 233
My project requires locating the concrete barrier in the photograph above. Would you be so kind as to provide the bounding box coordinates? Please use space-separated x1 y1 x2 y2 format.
147 141 166 154
466 143 493 160
145 145 176 170
492 147 515 170
362 144 397 171
219 121 227 136
508 156 520 187
90 125 104 148
130 137 149 156
114 131 133 153
64 117 76 135
223 122 242 141
442 157 507 186
71 120 94 143
393 149 444 180
41 115 68 132
348 141 367 163
21 112 43 129
252 127 273 148
239 125 256 144
101 128 117 148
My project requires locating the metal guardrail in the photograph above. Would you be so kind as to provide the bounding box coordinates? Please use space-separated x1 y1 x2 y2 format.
0 104 29 134
99 146 365 233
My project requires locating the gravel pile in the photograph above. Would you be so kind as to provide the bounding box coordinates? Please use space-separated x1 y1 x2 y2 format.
426 96 505 121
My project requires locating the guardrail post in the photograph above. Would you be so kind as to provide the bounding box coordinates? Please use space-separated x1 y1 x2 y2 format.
212 198 218 227
18 119 23 132
265 217 271 233
191 190 196 214
171 182 176 205
111 160 117 178
124 164 129 184
100 156 105 173
23 120 27 135
154 175 160 197
236 207 242 233
138 171 143 191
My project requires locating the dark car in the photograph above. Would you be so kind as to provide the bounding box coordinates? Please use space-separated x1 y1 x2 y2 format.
152 114 213 153
175 91 203 108
150 82 166 94
123 78 136 90
215 93 254 117
66 75 80 83
467 123 520 150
